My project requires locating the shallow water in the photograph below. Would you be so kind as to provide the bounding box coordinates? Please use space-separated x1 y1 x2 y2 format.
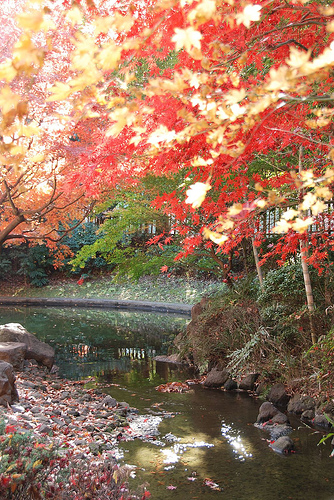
0 306 333 500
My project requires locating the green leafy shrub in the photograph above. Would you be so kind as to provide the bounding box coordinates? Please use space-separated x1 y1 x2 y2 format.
0 244 54 287
61 221 110 275
17 245 54 287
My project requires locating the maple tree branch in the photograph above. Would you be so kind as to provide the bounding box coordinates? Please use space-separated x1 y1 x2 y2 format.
3 180 22 216
263 127 333 147
5 201 96 244
53 193 86 211
269 39 309 52
0 214 26 248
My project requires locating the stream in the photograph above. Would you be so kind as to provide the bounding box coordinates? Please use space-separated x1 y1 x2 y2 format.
0 305 333 500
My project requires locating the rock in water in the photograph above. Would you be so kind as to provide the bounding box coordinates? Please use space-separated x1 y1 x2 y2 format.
203 367 229 388
270 436 294 454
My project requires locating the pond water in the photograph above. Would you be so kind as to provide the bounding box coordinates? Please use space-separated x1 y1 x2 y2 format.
0 305 334 500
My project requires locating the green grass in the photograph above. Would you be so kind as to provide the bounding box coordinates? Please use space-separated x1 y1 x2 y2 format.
2 274 227 305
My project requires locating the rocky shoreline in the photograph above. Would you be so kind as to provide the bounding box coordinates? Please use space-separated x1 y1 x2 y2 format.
0 359 161 498
0 323 161 498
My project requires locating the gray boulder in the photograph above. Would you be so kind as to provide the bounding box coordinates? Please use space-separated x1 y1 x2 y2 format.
313 414 332 429
0 342 27 370
224 379 238 391
239 373 259 391
287 393 316 415
270 435 294 454
271 412 290 425
0 361 19 406
203 367 229 388
267 383 290 409
255 382 268 397
301 409 315 422
0 324 55 369
256 402 281 424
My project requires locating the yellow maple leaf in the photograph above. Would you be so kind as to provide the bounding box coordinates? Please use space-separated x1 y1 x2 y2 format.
191 157 213 167
0 61 17 82
236 4 261 28
188 0 217 24
112 13 134 32
266 66 291 92
185 182 211 208
286 46 311 69
291 217 313 233
17 11 47 31
282 208 299 220
314 186 332 200
228 203 243 216
106 107 136 137
0 86 21 114
97 44 122 71
218 219 235 230
172 27 202 53
248 95 273 116
148 125 176 146
208 231 228 245
272 220 291 234
326 20 334 33
300 192 317 211
230 103 246 119
46 82 73 102
29 153 45 163
65 7 83 25
13 35 44 71
225 88 246 105
254 199 267 208
311 200 326 216
17 124 41 138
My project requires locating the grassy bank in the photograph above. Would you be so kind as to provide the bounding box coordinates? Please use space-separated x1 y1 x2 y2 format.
0 274 227 305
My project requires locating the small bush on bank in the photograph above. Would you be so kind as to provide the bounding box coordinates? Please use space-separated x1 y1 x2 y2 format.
0 245 54 287
304 331 334 395
185 265 334 383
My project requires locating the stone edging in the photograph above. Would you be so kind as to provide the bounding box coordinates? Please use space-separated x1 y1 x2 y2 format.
0 296 192 315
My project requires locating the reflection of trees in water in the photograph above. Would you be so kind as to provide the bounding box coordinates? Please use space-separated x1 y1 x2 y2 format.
0 306 189 381
0 306 188 343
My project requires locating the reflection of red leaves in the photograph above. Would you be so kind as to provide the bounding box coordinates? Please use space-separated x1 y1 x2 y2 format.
167 485 177 490
156 382 189 393
204 479 221 491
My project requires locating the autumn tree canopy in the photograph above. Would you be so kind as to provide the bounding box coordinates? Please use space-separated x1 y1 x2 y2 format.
0 0 95 250
1 0 334 271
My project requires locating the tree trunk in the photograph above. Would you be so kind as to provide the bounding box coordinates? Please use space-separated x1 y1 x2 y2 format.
0 214 25 249
251 236 264 290
300 239 317 344
299 146 317 345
